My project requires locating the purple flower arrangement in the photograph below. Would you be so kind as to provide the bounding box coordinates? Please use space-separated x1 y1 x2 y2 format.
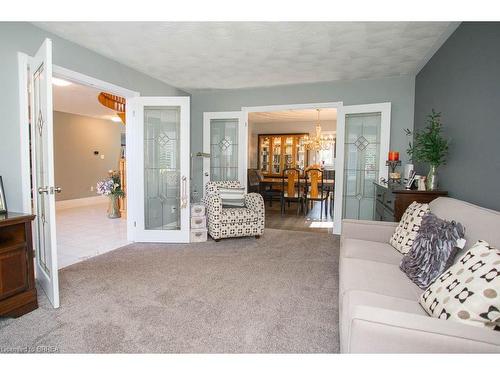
96 171 125 197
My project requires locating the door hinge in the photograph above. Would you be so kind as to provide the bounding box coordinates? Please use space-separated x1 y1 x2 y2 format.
133 110 136 117
134 221 136 227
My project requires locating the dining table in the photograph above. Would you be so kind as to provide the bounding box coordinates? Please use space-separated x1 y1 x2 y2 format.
259 177 335 190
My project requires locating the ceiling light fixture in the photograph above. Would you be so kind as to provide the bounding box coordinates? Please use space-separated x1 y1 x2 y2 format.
52 78 72 87
302 109 335 151
110 116 122 123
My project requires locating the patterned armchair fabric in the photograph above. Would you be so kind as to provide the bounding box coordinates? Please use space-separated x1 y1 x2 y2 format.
202 181 265 240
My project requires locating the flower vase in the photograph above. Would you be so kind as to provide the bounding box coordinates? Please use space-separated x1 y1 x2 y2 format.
426 164 439 190
108 195 121 219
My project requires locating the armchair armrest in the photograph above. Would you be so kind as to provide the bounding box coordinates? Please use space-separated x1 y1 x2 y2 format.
348 305 500 353
341 219 398 244
244 193 264 214
202 194 222 221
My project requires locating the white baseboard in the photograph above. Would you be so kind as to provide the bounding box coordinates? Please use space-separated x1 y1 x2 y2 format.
56 195 107 210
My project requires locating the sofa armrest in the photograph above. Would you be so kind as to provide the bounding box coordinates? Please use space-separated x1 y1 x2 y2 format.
341 219 398 244
202 194 222 220
244 193 264 215
347 305 500 353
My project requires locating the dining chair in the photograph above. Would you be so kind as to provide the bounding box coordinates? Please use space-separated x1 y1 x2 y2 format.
280 168 303 216
304 168 329 219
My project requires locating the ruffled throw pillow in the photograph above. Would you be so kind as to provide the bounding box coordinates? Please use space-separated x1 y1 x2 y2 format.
400 213 465 289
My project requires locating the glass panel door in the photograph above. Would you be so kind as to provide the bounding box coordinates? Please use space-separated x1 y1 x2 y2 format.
202 111 245 193
342 113 381 220
333 102 391 235
30 39 60 307
127 97 190 243
209 118 239 181
144 106 181 230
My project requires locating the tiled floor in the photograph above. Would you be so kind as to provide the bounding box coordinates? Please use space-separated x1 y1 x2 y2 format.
56 202 129 269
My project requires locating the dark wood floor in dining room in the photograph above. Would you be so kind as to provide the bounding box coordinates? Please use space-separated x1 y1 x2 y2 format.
264 199 334 233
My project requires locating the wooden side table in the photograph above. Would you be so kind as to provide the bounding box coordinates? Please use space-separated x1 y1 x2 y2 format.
374 182 448 222
0 212 38 317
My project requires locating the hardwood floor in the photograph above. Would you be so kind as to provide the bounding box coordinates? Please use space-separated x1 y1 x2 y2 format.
264 198 334 233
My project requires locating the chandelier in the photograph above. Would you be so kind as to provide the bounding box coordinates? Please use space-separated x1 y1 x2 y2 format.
302 109 335 151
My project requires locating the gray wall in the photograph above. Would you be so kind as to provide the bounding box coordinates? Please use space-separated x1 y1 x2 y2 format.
0 22 188 212
53 111 122 201
414 22 500 210
190 75 416 199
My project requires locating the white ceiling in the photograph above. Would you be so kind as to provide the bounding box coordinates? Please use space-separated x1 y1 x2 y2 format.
35 22 456 91
52 80 118 120
249 108 337 123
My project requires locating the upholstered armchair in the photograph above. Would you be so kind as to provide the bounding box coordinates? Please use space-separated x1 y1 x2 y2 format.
202 181 265 241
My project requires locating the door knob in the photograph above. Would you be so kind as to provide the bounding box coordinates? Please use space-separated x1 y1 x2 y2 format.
52 186 62 194
38 186 49 194
204 172 209 177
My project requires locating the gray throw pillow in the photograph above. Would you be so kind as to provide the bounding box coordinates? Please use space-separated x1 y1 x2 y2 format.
400 213 465 289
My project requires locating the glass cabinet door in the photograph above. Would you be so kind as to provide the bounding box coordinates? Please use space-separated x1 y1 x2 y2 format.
296 135 306 169
342 112 381 220
259 136 270 174
283 136 294 169
271 136 282 175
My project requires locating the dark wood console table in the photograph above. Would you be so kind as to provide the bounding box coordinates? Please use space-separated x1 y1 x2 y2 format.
374 182 448 222
0 212 38 317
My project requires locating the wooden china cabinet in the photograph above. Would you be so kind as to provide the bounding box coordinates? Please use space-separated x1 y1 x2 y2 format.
258 133 309 177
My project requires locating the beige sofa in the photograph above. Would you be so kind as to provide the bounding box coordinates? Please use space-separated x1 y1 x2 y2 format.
339 197 500 353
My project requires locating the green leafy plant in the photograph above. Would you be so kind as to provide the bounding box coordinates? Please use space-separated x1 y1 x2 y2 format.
407 109 449 167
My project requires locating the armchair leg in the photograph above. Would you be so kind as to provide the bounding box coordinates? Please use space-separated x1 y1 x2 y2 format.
255 235 261 239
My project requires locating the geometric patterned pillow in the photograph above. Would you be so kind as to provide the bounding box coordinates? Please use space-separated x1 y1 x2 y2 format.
419 240 500 330
390 201 430 254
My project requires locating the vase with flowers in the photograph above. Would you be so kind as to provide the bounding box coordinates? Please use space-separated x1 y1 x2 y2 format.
96 170 125 218
407 109 449 190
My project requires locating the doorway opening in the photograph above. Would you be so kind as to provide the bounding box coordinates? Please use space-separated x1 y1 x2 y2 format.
51 77 129 268
247 108 337 233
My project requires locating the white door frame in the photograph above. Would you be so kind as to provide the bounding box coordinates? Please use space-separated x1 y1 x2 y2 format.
18 53 140 237
242 101 343 231
126 96 191 243
334 102 391 234
202 111 246 192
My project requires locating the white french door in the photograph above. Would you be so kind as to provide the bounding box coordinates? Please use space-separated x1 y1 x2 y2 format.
30 39 60 308
334 102 391 234
126 97 191 243
202 112 246 193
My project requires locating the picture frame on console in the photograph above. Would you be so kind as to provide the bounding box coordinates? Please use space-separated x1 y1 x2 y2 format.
0 176 7 214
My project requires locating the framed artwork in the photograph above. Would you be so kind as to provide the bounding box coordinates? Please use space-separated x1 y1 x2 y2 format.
0 176 7 214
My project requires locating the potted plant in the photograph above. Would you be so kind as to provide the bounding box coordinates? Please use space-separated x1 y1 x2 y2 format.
96 171 125 218
408 109 449 190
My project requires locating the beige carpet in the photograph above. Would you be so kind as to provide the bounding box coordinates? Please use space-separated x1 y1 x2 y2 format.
0 229 339 353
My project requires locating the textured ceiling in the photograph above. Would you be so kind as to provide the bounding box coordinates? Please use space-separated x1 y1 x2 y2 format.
249 108 337 123
53 79 118 120
36 22 455 91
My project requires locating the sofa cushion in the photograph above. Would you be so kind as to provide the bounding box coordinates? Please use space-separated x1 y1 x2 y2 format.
220 208 258 224
340 290 427 352
430 197 500 255
340 257 423 306
341 238 402 265
390 201 430 254
420 240 500 330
